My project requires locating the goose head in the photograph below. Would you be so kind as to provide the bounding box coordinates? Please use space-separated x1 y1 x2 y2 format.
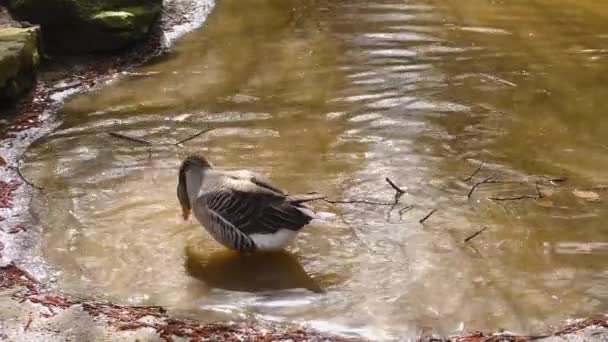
177 154 212 221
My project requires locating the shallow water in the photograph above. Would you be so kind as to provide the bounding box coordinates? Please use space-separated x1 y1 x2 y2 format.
23 0 608 339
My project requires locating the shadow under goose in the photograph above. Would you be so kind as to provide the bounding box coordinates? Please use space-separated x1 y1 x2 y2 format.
185 249 324 293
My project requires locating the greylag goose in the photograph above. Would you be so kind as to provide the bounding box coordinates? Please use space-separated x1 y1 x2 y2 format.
177 155 322 252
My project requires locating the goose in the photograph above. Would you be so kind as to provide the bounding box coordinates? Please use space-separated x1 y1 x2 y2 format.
177 154 323 252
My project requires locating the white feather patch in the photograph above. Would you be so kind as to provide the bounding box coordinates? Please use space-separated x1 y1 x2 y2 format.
296 206 318 219
310 211 336 225
250 229 298 251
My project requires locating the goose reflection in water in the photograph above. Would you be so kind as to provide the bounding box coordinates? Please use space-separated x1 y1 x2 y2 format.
185 249 324 293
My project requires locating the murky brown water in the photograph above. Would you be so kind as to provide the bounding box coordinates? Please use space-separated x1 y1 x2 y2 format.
22 0 608 339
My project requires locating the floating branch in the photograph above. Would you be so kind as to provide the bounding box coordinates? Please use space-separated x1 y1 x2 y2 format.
464 226 488 243
385 177 405 194
399 205 414 215
311 177 409 208
467 174 496 199
321 198 395 206
108 132 152 145
385 177 407 219
419 209 437 224
490 181 543 201
398 205 414 220
489 194 540 201
463 161 484 182
175 128 214 146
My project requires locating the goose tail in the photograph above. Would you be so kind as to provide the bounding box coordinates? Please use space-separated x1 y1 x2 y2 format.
287 193 335 222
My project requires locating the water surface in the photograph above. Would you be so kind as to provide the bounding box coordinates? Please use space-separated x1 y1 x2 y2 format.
23 0 608 339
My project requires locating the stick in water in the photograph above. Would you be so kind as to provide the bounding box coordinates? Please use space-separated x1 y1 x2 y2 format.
419 209 437 224
175 128 214 146
385 177 405 194
108 132 152 145
464 226 488 243
467 174 496 199
463 161 484 182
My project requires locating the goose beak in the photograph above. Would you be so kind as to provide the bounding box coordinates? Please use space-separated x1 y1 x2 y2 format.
182 208 191 222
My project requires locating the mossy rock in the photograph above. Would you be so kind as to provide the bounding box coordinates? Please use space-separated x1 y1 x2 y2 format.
6 0 162 52
0 26 40 104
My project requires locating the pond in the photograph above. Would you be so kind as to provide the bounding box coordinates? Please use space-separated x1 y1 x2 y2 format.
22 0 608 339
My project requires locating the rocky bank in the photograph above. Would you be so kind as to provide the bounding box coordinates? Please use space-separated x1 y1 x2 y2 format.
5 0 162 52
0 0 162 106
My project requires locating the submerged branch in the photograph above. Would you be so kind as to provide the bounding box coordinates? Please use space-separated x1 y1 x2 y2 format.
398 205 414 220
419 209 437 224
108 127 214 148
175 128 214 146
399 205 414 215
467 174 496 199
464 226 488 243
489 181 543 201
108 132 152 145
385 177 407 218
385 177 405 194
304 191 395 206
489 194 540 201
463 161 484 182
310 176 409 208
321 198 395 206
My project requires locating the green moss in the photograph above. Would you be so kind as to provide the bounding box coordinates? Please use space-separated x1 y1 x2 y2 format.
0 26 40 102
6 0 162 52
91 11 135 30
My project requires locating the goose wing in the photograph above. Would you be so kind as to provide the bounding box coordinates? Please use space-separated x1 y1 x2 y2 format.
199 183 313 236
223 170 288 195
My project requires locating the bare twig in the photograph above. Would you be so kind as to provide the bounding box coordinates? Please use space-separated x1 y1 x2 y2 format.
385 177 405 194
419 209 437 224
399 205 414 215
479 73 517 87
108 132 152 145
384 178 406 219
467 174 496 199
14 162 44 190
464 226 488 243
312 177 407 209
398 205 414 220
175 128 214 146
463 161 484 182
490 182 543 201
321 198 395 206
489 194 539 201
